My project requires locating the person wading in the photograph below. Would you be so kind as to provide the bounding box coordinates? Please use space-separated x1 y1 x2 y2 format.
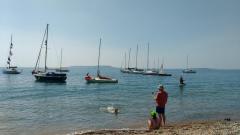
154 84 168 126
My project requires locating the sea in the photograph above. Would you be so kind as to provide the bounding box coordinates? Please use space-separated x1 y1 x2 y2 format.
0 66 239 135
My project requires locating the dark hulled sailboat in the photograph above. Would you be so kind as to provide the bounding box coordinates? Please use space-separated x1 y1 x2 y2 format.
32 24 67 82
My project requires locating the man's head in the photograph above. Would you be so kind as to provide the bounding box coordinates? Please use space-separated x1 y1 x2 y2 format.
158 84 164 91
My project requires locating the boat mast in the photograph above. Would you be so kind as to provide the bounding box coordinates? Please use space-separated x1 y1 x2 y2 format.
44 24 49 72
160 58 164 73
186 55 189 69
147 43 149 70
7 35 13 68
34 26 47 72
97 38 101 76
128 48 131 69
124 52 126 69
153 58 155 71
135 44 138 69
157 57 160 73
60 48 62 72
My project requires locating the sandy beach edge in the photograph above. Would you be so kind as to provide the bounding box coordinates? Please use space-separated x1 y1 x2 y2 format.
74 120 240 135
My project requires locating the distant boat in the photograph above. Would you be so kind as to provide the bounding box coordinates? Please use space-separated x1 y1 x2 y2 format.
85 38 118 83
129 44 144 74
179 83 186 87
32 24 67 82
55 49 69 72
2 35 22 74
182 56 196 73
143 43 158 75
158 59 172 76
120 52 131 73
55 69 69 72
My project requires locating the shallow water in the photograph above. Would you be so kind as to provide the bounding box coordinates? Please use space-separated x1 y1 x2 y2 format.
0 67 239 135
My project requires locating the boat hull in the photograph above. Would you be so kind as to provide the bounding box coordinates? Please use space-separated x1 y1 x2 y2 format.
2 69 21 74
143 72 159 75
86 78 118 83
55 69 69 72
158 73 172 76
34 72 67 83
183 69 196 73
142 70 159 75
129 71 143 74
120 69 131 73
179 83 186 87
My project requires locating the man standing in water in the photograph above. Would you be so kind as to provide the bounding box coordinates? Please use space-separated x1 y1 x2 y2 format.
154 84 168 126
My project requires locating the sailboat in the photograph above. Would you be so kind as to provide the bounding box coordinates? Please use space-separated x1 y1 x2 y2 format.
143 43 158 75
158 58 171 76
85 38 118 83
129 45 144 74
55 49 69 72
182 56 196 73
120 50 131 73
2 35 22 74
32 24 67 82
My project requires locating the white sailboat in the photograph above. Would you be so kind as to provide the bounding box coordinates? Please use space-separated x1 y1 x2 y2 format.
158 58 171 76
120 49 132 73
182 56 196 73
85 38 118 83
130 44 144 74
2 35 22 74
143 43 158 75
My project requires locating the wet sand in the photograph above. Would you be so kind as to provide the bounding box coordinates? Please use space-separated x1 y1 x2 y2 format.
75 120 240 135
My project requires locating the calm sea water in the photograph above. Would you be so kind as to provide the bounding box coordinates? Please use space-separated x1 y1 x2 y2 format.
0 67 240 135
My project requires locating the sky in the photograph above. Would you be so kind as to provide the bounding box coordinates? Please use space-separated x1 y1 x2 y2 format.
0 0 240 69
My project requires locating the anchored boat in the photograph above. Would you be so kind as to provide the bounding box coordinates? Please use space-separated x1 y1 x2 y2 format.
55 49 69 73
143 43 159 75
2 35 22 74
32 24 67 82
129 44 144 74
183 56 196 73
85 38 118 83
158 59 172 76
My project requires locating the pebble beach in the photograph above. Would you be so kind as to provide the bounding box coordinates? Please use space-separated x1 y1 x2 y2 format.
76 120 240 135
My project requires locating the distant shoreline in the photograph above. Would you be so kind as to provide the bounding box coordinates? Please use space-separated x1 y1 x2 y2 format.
75 120 240 135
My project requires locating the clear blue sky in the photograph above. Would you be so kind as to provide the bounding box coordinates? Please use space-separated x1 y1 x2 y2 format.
1 0 240 69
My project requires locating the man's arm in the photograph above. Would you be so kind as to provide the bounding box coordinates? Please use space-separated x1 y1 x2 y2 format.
154 92 159 100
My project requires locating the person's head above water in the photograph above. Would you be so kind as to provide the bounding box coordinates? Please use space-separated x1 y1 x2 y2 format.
158 84 164 91
150 110 157 119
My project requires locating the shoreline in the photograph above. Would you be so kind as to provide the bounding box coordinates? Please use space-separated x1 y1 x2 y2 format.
74 120 240 135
